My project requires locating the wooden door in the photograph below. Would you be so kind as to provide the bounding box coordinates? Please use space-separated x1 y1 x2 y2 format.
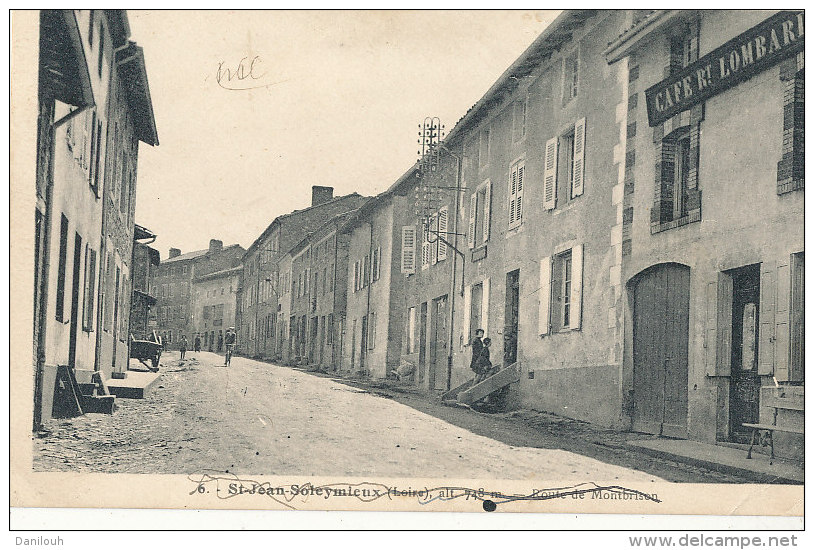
418 302 428 384
729 265 761 442
431 295 448 390
504 270 520 366
68 233 82 369
632 264 690 437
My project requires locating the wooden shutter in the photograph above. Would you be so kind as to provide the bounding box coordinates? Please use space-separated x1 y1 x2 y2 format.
774 258 791 382
468 193 477 249
437 206 448 261
482 182 492 242
508 167 518 227
569 244 583 330
428 223 430 269
430 214 438 266
482 277 490 336
757 261 776 375
462 285 471 350
516 164 524 225
704 275 733 378
571 117 586 198
543 137 558 210
374 245 381 280
539 256 551 335
401 226 416 274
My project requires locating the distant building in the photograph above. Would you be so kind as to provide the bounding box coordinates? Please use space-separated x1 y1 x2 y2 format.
129 224 160 339
32 10 157 426
151 239 244 348
239 187 369 358
191 266 241 352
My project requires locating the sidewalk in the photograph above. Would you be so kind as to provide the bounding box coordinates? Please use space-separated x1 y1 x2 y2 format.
628 439 804 484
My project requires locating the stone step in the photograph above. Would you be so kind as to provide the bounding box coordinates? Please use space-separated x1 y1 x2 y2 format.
81 394 116 414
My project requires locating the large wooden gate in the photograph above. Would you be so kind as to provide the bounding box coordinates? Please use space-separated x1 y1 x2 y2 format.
632 263 690 437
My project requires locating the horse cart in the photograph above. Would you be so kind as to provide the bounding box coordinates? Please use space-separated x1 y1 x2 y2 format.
130 331 163 372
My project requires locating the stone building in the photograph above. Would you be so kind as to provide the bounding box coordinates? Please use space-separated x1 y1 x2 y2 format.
191 266 242 352
239 187 368 359
129 224 159 339
605 10 804 454
285 212 355 368
32 10 157 425
151 239 244 348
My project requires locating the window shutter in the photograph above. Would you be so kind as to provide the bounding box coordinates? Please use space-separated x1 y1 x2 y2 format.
438 206 448 261
516 164 524 225
543 137 558 210
482 277 490 336
428 223 430 269
539 256 551 335
374 246 381 280
468 193 477 249
569 244 583 330
430 214 438 265
482 182 492 242
572 117 586 198
715 274 734 377
508 167 518 227
774 259 791 382
757 261 776 375
462 285 471 351
401 226 416 274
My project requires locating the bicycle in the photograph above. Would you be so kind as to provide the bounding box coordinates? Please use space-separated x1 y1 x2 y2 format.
225 343 235 366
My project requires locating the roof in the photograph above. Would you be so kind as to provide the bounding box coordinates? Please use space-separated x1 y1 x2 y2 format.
288 210 355 258
245 192 367 256
134 223 156 241
443 10 596 147
162 243 242 264
604 10 684 63
193 266 242 283
115 41 159 146
38 10 93 107
338 163 422 233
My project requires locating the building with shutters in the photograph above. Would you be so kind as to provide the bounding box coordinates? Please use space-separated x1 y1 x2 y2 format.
32 10 158 426
239 187 368 359
285 212 355 369
340 171 418 378
406 10 631 426
130 224 160 339
605 10 804 454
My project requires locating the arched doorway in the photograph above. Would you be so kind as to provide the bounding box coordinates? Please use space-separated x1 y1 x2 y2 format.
631 263 690 437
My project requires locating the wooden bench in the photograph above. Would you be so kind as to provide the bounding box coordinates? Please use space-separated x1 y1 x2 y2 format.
743 393 804 461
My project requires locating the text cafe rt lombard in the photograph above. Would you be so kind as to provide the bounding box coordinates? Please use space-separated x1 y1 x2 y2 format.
646 11 804 127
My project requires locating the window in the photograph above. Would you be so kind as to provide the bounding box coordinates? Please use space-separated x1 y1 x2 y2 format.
479 127 491 168
777 56 804 194
513 98 528 142
543 118 586 210
372 246 381 281
462 279 490 347
55 214 69 322
97 23 104 78
539 244 583 335
400 227 417 274
406 307 416 353
563 50 579 103
508 161 524 228
468 183 492 248
82 245 97 331
368 312 376 349
652 124 700 230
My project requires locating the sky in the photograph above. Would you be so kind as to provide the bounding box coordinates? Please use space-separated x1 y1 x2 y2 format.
127 10 560 258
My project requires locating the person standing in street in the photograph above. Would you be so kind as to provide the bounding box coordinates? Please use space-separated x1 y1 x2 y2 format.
469 328 484 380
194 333 201 353
217 332 224 352
474 337 492 383
179 335 188 360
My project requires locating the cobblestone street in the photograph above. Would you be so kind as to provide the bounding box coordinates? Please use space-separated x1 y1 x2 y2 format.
33 351 750 482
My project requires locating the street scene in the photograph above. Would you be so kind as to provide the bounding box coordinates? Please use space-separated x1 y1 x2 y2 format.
35 351 753 483
17 9 805 522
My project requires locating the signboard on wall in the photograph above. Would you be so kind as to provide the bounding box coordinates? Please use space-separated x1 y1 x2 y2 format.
645 11 804 126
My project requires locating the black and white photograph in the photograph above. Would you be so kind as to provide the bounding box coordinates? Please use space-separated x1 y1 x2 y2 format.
9 8 805 532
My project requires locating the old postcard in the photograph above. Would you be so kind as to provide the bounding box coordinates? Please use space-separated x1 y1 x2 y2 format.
10 9 805 524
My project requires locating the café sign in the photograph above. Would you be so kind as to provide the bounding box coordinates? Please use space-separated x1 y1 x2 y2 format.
645 11 804 126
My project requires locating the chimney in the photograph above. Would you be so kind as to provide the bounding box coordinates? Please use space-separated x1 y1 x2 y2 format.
209 239 223 254
169 248 181 259
311 186 334 207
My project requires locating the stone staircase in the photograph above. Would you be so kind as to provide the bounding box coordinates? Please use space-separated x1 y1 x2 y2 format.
441 362 521 406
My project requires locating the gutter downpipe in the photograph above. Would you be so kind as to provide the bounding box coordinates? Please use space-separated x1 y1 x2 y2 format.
364 218 374 376
446 149 463 391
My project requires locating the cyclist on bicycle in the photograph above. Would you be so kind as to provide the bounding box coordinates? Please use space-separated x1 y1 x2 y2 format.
224 327 236 366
